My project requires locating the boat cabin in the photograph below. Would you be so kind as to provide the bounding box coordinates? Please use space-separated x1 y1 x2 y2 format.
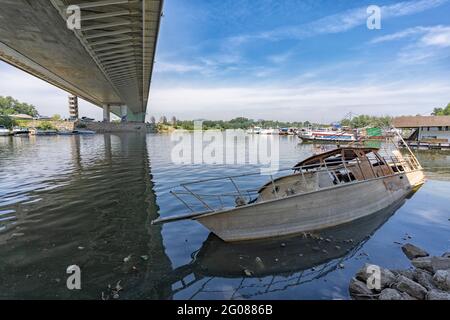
256 147 418 202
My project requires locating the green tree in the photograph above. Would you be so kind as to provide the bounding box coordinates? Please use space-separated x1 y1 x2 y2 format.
432 103 450 116
340 115 392 129
0 96 39 117
52 114 62 120
0 115 17 129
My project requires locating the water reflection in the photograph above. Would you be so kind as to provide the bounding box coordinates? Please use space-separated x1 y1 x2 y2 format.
0 134 172 299
413 149 450 181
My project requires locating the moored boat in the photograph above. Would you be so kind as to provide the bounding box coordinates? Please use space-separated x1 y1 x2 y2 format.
76 129 96 135
298 128 356 143
246 127 262 134
152 132 425 242
0 125 11 136
35 129 58 135
260 128 278 135
12 127 30 136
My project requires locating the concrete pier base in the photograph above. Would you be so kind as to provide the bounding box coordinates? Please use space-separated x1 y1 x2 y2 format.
103 105 110 122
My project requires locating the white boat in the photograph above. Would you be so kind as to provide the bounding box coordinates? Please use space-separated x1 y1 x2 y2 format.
152 133 425 242
298 128 356 143
0 125 11 136
246 127 262 134
12 127 30 135
260 128 278 135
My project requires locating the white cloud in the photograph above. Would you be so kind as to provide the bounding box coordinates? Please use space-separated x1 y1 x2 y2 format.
155 61 206 74
267 51 294 64
370 26 429 43
371 25 450 45
0 62 104 120
370 25 450 63
421 27 450 47
148 81 450 122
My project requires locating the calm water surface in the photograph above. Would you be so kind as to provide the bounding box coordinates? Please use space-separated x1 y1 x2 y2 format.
0 133 449 299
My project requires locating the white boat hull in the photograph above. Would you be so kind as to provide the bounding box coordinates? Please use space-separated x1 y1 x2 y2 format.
0 130 11 136
195 170 425 242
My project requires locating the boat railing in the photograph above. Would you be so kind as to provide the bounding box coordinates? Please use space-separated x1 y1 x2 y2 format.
168 153 419 214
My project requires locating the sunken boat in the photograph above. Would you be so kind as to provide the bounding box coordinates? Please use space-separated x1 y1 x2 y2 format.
152 135 425 242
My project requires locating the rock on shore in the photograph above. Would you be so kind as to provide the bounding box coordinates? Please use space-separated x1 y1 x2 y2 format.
349 243 450 300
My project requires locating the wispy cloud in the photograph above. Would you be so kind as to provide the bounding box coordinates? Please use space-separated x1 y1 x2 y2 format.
267 51 294 64
155 61 207 74
226 0 449 44
371 25 450 45
370 25 450 62
421 26 450 47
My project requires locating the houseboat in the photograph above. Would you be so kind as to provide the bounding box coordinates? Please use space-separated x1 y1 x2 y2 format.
393 116 450 150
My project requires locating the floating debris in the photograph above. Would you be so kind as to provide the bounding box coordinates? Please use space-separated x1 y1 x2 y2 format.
10 233 25 238
255 257 265 269
244 269 253 276
115 281 123 292
123 255 132 263
140 255 149 261
338 263 345 269
78 246 84 250
280 243 286 248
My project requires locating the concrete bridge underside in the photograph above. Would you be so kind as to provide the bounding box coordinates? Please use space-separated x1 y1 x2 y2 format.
0 0 163 122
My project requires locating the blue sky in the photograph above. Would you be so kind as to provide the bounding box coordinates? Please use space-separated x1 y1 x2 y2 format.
1 0 450 122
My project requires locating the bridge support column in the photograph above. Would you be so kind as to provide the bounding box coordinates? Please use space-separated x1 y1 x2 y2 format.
120 105 128 122
103 104 110 122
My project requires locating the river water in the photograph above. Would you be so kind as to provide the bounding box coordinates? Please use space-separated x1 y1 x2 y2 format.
0 133 449 299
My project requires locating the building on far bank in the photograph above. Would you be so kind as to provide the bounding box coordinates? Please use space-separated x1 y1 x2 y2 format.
393 115 450 144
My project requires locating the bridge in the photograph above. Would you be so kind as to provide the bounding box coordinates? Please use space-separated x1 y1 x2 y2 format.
0 0 164 122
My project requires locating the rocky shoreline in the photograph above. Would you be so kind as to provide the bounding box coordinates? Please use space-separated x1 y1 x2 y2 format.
349 243 450 300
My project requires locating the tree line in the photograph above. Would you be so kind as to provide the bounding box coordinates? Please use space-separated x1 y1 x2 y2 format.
0 96 39 117
152 115 394 130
